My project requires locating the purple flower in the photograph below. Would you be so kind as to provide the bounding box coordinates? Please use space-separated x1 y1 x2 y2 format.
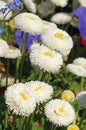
0 7 7 14
73 7 86 40
6 0 23 10
0 27 4 34
14 30 40 50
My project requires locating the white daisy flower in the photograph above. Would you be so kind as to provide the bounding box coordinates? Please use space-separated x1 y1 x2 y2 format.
66 64 86 77
0 39 9 57
70 16 78 28
50 0 68 7
73 57 86 69
5 83 36 116
42 20 57 31
22 0 37 13
41 27 73 56
45 99 75 126
0 1 12 20
78 0 86 7
51 13 72 25
25 81 53 104
29 44 63 73
4 45 21 59
76 91 86 107
14 12 43 34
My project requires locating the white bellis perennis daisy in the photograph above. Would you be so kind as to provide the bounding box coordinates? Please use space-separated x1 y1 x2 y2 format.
5 83 36 116
66 64 86 77
22 0 37 13
0 39 9 57
0 1 12 20
76 91 86 107
73 57 86 69
51 13 72 25
41 27 73 56
50 0 68 7
78 0 86 7
29 45 63 73
45 99 75 126
14 12 43 34
25 81 53 104
4 45 21 59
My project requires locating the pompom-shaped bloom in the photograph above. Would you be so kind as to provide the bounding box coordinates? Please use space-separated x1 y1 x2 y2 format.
66 64 86 77
51 13 72 25
22 0 36 13
50 0 68 7
42 20 57 31
0 39 9 57
4 45 21 59
5 83 36 116
76 91 86 107
61 90 75 102
25 81 53 104
73 57 86 69
78 0 86 7
14 12 43 34
0 1 12 20
67 124 80 130
41 27 73 56
29 44 63 73
45 99 75 126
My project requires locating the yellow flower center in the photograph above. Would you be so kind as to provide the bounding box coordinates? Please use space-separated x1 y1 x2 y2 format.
20 92 28 100
43 51 53 57
28 15 35 20
33 40 38 44
73 17 78 24
67 124 80 130
54 32 65 39
9 19 15 29
54 107 65 116
35 86 42 91
8 49 14 54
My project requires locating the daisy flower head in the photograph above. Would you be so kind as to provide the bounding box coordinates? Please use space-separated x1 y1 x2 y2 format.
67 124 80 130
66 64 86 77
0 39 9 57
14 12 43 34
51 12 72 25
61 90 75 102
5 83 36 116
41 27 73 56
0 1 12 20
45 99 75 126
76 91 86 107
73 57 86 69
25 81 53 104
29 44 63 74
49 0 68 7
42 20 57 31
22 0 37 13
4 45 21 59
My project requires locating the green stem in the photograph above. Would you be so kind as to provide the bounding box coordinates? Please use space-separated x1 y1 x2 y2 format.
0 72 2 87
38 70 44 81
5 109 8 129
19 33 28 82
80 77 84 91
6 59 10 87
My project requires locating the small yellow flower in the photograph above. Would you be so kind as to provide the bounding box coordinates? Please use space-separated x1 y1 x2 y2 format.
61 90 75 102
9 19 15 29
67 124 80 130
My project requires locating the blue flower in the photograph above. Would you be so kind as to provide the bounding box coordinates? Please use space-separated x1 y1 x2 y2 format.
0 7 7 14
0 27 4 34
73 7 86 40
6 0 22 10
14 30 40 50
